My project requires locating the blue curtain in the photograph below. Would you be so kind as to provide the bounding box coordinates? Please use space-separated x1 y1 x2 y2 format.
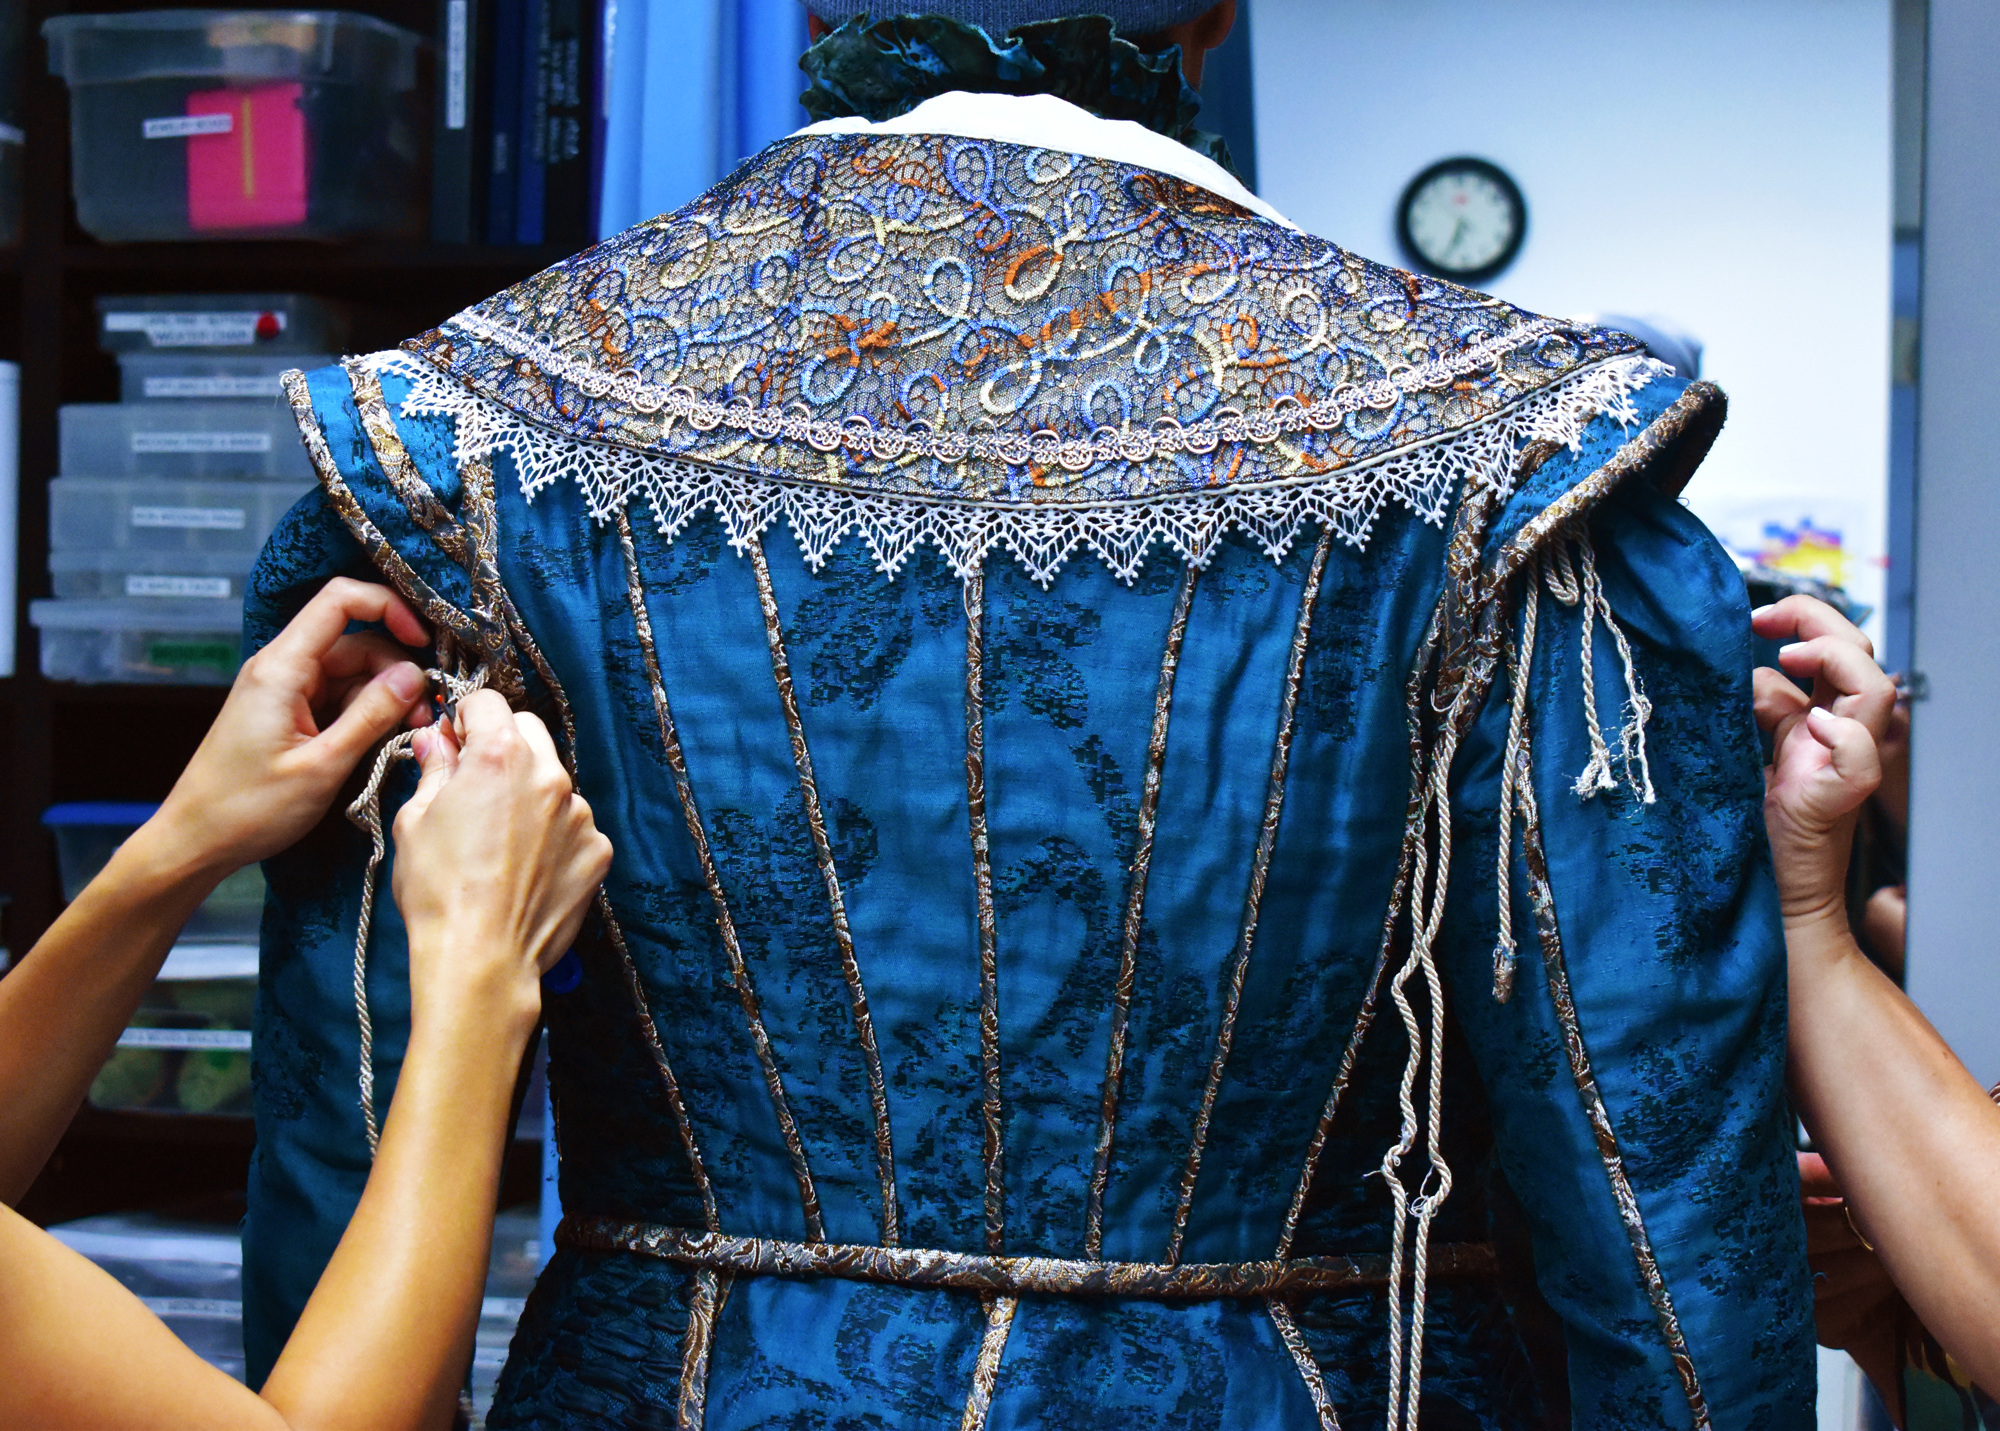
597 0 809 238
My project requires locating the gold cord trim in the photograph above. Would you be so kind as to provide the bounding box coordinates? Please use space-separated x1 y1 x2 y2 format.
748 537 903 1247
558 1217 1499 1299
962 570 1007 1256
613 511 827 1242
1166 528 1334 1266
1086 561 1199 1260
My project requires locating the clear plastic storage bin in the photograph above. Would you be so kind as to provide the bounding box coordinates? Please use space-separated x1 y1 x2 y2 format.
49 1214 245 1376
120 351 331 402
89 945 257 1117
31 597 246 683
49 476 311 557
48 547 251 600
44 11 423 243
45 804 264 938
96 293 343 354
61 402 313 480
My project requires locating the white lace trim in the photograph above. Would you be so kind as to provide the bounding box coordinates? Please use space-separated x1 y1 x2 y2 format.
367 349 1664 585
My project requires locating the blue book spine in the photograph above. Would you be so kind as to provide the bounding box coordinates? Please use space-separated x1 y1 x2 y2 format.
514 0 550 245
485 0 525 243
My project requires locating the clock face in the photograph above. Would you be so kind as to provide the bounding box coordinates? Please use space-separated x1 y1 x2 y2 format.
1397 158 1527 283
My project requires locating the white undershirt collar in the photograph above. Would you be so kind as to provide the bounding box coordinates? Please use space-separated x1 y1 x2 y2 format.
794 90 1296 229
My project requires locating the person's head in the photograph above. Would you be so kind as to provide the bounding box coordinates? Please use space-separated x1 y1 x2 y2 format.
805 2 1236 86
798 2 1242 170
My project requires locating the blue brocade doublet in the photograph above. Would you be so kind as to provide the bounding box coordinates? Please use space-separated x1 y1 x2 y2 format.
242 104 1814 1429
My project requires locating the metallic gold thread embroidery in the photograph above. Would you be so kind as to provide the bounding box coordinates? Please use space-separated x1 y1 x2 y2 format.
963 569 1006 1256
1269 1301 1343 1431
958 1295 1018 1431
676 1267 724 1430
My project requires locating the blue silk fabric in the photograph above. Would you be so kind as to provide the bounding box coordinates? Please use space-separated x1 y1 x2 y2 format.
242 365 1813 1429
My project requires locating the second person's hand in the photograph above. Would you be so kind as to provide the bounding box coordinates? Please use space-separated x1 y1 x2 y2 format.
391 690 613 1041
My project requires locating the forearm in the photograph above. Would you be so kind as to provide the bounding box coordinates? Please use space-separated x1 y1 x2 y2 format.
0 818 222 1202
1788 913 2000 1389
260 980 534 1431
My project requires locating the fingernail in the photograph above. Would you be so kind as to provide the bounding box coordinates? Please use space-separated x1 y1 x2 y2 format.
411 728 434 762
385 662 426 701
1751 604 1775 620
1780 642 1808 658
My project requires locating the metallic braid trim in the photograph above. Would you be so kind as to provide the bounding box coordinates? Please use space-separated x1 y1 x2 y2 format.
1269 1301 1344 1431
958 1295 1018 1431
1166 526 1333 1265
281 369 482 659
1274 616 1443 1260
598 891 720 1233
1498 382 1728 581
748 538 902 1247
1086 561 1199 1259
614 510 827 1241
344 359 465 559
558 1217 1499 1299
676 1267 725 1431
1513 720 1711 1431
963 570 1006 1255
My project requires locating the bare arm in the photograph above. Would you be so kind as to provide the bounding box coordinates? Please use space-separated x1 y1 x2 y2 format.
1757 596 2000 1393
0 577 432 1203
0 586 611 1431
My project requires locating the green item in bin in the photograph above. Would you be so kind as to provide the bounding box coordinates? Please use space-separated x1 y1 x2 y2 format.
91 1048 170 1110
176 1048 252 1114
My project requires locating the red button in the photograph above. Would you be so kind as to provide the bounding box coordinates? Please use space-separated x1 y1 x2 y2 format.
254 312 282 341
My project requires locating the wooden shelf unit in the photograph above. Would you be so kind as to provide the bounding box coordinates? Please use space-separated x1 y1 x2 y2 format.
4 0 570 1223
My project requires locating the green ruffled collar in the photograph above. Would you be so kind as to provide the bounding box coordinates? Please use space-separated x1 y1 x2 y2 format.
799 14 1237 176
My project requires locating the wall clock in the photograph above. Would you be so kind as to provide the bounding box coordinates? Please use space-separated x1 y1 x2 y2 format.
1396 157 1527 284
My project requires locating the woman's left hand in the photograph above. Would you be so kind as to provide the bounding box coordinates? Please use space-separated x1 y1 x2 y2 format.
148 577 434 880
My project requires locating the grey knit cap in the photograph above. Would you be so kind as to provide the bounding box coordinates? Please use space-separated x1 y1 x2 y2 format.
802 1 1217 33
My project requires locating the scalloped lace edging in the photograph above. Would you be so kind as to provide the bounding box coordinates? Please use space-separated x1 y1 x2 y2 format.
366 349 1665 586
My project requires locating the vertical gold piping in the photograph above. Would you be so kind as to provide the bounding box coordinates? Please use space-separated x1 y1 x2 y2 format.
1268 1301 1343 1431
597 895 720 1232
616 511 828 1241
1513 717 1711 1431
676 1267 727 1430
963 569 1006 1255
1274 618 1444 1260
1085 561 1200 1260
1166 528 1334 1265
747 537 902 1247
958 1293 1019 1431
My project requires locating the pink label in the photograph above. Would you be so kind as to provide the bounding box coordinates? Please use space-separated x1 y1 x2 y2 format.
186 84 308 232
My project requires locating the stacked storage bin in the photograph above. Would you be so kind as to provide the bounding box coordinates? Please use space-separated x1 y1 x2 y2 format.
43 803 264 1117
30 294 334 684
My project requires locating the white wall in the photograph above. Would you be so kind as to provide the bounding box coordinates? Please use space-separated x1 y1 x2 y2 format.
1251 0 1893 628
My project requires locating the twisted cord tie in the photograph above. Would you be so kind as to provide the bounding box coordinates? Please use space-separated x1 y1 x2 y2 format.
1491 532 1658 1005
347 666 489 1156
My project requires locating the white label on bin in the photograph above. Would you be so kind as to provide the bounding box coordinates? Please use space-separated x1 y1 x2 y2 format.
446 0 470 129
103 312 284 348
143 375 281 399
131 506 248 531
131 431 272 455
141 113 234 140
0 123 23 146
140 1298 242 1322
116 1028 252 1052
126 575 233 599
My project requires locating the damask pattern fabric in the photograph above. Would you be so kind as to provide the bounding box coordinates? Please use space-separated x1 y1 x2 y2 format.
242 100 1814 1429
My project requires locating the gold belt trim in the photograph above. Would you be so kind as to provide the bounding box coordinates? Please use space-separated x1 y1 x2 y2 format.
558 1216 1497 1300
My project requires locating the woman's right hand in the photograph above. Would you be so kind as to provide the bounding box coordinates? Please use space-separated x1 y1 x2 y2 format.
390 690 612 1039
